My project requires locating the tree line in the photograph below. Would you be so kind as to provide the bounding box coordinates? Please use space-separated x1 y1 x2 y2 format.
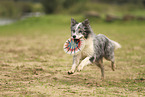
2 0 144 14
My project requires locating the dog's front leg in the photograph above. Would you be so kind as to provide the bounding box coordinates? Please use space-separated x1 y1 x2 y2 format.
77 57 92 71
68 54 81 74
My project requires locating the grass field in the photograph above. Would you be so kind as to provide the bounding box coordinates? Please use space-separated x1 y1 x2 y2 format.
0 15 145 97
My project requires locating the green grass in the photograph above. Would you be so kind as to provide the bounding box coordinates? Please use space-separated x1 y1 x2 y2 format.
0 15 145 97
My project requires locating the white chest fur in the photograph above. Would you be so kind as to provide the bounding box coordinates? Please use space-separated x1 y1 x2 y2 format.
81 37 94 57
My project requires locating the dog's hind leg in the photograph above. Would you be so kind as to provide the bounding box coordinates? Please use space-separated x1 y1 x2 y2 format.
108 56 115 71
68 54 81 74
96 59 104 79
111 58 115 71
106 58 115 71
105 53 116 71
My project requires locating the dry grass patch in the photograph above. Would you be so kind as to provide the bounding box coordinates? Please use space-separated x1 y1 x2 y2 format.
0 16 145 96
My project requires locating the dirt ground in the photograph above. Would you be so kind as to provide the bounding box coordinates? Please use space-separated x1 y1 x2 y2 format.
0 33 144 97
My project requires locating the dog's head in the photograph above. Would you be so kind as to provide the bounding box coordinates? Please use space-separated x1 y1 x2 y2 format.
71 18 91 39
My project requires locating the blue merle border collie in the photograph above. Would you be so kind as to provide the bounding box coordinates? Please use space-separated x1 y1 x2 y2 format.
68 18 121 79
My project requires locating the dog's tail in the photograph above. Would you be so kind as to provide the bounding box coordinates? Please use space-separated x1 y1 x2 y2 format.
111 40 121 50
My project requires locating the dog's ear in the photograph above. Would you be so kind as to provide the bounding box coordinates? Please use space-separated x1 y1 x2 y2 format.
82 19 89 27
71 18 77 26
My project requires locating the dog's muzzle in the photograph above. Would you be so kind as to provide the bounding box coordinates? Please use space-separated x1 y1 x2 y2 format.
72 35 76 39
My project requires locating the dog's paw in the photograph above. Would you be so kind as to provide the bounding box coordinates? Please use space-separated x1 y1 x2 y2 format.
68 70 74 75
101 77 104 81
77 66 82 72
112 67 115 71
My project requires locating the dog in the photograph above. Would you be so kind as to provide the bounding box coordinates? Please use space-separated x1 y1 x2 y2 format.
68 18 121 79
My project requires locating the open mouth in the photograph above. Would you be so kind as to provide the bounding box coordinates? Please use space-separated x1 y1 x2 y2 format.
73 39 79 43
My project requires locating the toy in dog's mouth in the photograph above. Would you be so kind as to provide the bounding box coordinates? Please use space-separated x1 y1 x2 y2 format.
63 38 85 55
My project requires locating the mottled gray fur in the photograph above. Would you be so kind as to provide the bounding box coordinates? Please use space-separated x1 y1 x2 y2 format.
68 18 121 79
92 34 115 62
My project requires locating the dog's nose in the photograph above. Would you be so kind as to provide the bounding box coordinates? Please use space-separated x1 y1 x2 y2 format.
73 35 76 39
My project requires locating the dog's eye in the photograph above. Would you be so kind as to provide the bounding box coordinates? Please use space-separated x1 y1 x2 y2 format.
79 30 82 33
72 30 75 33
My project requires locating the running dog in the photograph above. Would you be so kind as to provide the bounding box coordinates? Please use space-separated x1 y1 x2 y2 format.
68 18 121 79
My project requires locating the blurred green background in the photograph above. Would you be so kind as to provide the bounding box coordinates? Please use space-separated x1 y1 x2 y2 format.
0 0 145 19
